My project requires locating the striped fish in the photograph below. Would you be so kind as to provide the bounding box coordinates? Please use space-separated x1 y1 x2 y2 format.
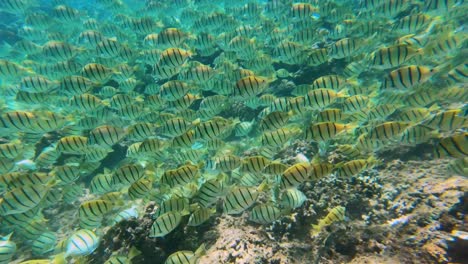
374 0 410 18
423 110 468 132
304 89 348 110
336 159 372 177
393 14 432 34
311 206 346 234
0 233 16 264
157 48 192 68
234 75 269 98
89 125 126 146
336 144 363 159
16 91 49 105
448 158 467 177
69 94 105 111
171 129 196 148
368 122 410 141
113 164 145 185
104 256 130 264
96 38 122 58
280 188 307 209
79 215 103 229
259 111 292 131
78 30 106 47
128 178 152 200
307 48 329 66
41 188 63 208
400 125 438 144
160 118 192 137
32 232 56 255
165 244 205 264
149 211 183 237
168 93 200 110
195 118 230 140
309 163 334 181
0 59 33 79
195 179 225 208
0 183 50 215
249 204 282 224
166 164 199 188
240 156 271 173
62 184 84 204
79 199 113 219
154 28 188 47
56 135 89 154
181 63 216 84
188 207 216 226
329 38 362 59
342 95 370 113
215 155 242 172
60 75 94 96
0 158 14 174
263 162 288 176
90 173 114 194
52 165 80 184
85 145 113 162
290 3 318 19
311 75 347 90
434 132 467 158
317 109 345 123
2 207 41 227
280 97 300 114
0 141 24 159
223 187 258 214
154 197 189 218
447 63 467 84
81 63 115 83
382 65 435 90
16 219 47 240
6 172 52 190
262 127 301 147
305 122 354 141
42 41 79 61
159 80 191 101
20 75 57 93
35 147 60 168
280 162 311 188
66 229 99 257
109 94 133 109
424 34 463 57
367 104 399 121
1 111 40 133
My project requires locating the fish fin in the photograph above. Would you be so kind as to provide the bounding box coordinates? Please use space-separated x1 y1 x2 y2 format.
0 232 13 241
334 161 344 169
366 156 380 168
128 246 142 260
194 243 206 257
180 209 191 216
336 88 349 97
256 180 270 192
52 253 67 264
101 99 111 107
189 203 200 212
310 224 322 236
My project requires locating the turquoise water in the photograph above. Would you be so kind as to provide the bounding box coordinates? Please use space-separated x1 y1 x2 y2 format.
0 0 466 263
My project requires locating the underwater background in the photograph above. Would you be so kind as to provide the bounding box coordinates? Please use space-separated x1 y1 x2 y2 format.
0 0 466 263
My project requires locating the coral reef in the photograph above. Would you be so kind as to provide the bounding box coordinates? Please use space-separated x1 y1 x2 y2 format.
91 159 466 264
